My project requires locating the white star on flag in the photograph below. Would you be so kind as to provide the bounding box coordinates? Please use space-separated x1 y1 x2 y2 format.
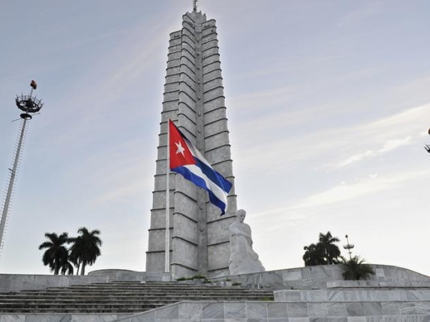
175 142 185 156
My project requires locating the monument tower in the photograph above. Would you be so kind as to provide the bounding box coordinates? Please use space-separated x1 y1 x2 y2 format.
146 2 237 278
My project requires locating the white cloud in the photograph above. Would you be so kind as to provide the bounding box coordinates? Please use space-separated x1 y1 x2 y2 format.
232 103 430 175
338 135 412 167
290 169 430 210
378 136 412 153
339 150 374 167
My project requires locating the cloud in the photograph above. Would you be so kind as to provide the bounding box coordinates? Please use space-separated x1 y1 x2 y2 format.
338 150 375 167
379 136 412 153
290 169 430 210
231 102 430 176
338 136 412 167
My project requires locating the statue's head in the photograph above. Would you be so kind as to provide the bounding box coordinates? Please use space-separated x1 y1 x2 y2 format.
237 209 246 223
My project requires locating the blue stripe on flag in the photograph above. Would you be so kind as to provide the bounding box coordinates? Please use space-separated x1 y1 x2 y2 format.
194 158 232 193
171 165 228 215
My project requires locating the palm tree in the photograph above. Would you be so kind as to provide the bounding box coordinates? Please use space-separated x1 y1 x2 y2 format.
38 232 70 275
60 250 75 275
69 227 102 275
318 231 341 264
303 243 326 266
341 256 375 280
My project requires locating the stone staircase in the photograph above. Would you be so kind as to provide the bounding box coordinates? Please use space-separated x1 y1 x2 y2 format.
0 281 274 314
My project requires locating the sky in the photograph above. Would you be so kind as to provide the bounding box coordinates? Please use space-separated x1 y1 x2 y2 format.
0 0 429 276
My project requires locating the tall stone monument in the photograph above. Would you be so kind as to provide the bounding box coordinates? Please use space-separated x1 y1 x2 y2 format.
145 6 237 278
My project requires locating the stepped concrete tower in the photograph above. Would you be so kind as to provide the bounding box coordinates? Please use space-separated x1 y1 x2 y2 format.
146 7 237 278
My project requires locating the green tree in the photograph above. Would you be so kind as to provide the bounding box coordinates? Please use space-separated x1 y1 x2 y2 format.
60 251 75 275
69 227 102 275
318 231 341 265
38 232 70 275
303 243 326 266
341 256 376 280
302 231 341 266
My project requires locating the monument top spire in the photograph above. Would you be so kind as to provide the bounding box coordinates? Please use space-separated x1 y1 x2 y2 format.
193 0 198 11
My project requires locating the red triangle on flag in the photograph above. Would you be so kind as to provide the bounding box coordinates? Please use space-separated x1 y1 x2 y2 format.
169 120 196 169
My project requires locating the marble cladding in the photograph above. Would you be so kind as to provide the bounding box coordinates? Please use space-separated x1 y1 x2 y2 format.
202 61 222 75
274 289 430 302
182 41 195 54
204 77 223 92
0 314 123 322
5 266 430 321
201 33 218 44
171 262 197 279
7 297 430 321
163 90 179 101
166 63 181 74
202 69 222 82
161 100 179 112
0 271 170 293
205 118 228 136
205 131 229 151
203 97 225 114
111 301 430 322
147 229 171 251
172 237 198 270
213 265 430 290
6 313 430 322
151 190 174 210
181 49 195 62
205 145 232 164
145 252 170 272
172 212 198 242
177 102 197 123
203 87 224 103
207 216 233 244
166 59 180 69
202 40 218 52
153 173 175 193
207 243 229 273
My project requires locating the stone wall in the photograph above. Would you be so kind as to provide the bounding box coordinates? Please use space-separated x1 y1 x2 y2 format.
0 270 170 293
112 300 430 322
214 264 430 290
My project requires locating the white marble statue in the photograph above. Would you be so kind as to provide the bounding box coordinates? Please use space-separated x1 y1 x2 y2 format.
229 209 265 275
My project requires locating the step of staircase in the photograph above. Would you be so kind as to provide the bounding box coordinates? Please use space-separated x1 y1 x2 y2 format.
0 281 274 314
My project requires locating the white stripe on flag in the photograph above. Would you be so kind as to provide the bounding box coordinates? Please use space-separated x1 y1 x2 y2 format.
183 164 228 204
185 140 213 168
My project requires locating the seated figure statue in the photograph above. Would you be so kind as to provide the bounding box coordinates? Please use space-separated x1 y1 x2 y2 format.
229 209 265 275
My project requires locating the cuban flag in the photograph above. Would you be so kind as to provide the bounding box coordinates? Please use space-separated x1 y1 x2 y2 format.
169 119 233 215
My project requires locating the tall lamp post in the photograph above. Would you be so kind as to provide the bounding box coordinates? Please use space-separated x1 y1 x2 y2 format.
343 234 355 260
0 81 43 256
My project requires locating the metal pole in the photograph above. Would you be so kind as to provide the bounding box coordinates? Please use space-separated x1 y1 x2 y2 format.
0 119 28 250
344 234 354 260
165 119 170 272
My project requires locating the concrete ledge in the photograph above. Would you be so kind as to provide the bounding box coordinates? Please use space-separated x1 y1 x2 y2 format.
0 313 125 322
274 288 430 302
214 264 430 290
111 300 430 322
0 270 171 293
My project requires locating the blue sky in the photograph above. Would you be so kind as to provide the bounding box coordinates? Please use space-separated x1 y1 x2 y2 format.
0 0 429 276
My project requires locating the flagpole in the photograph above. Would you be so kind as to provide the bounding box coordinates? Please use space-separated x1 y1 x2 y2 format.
165 118 170 273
